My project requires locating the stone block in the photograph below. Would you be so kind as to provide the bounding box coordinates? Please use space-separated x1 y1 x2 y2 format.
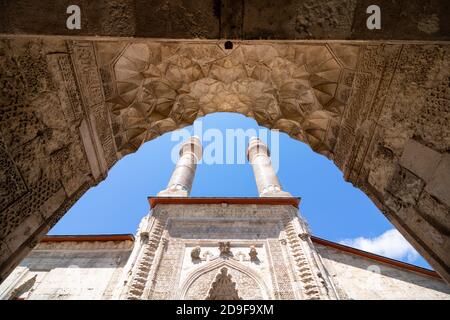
417 191 450 234
4 215 45 254
79 120 102 180
425 154 450 207
399 139 442 182
368 156 396 194
396 206 450 266
387 166 425 205
38 188 67 220
0 241 12 265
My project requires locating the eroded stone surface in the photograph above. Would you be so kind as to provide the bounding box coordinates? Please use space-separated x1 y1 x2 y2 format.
121 203 341 300
106 41 358 157
1 0 449 40
0 37 449 284
1 204 449 300
0 239 133 300
317 244 450 300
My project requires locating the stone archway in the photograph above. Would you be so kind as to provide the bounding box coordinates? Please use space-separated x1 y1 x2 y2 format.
108 41 352 158
179 259 270 300
0 37 449 284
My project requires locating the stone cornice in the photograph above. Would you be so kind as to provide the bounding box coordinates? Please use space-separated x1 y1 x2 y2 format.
148 196 301 208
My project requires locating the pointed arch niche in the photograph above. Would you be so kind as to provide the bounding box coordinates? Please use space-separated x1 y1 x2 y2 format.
179 259 271 300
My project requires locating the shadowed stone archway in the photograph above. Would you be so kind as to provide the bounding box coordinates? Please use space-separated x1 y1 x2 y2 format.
0 37 449 285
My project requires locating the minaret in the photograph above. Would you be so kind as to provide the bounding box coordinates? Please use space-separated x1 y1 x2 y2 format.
157 136 202 197
247 137 291 197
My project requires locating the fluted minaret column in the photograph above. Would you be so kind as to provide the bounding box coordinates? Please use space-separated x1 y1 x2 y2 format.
157 136 202 197
247 137 291 197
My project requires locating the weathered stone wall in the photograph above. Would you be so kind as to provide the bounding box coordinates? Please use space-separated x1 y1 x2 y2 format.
316 244 450 299
121 203 337 300
339 44 450 282
1 0 449 40
0 38 114 283
2 227 449 299
0 240 133 299
0 36 449 285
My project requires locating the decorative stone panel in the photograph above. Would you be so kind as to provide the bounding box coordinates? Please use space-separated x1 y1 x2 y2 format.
122 203 338 300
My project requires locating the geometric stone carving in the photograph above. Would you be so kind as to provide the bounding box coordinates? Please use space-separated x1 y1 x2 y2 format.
127 216 167 300
117 199 337 300
283 217 321 299
298 232 310 241
267 239 296 299
181 259 267 300
46 54 83 124
0 138 27 213
109 43 359 157
69 41 104 109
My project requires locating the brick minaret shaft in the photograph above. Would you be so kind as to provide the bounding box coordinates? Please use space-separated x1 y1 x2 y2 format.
158 136 202 197
247 137 291 197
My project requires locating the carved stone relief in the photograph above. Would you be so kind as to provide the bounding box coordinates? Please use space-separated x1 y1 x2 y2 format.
206 267 241 300
0 38 99 282
121 204 336 300
103 42 359 157
0 37 449 285
184 264 264 300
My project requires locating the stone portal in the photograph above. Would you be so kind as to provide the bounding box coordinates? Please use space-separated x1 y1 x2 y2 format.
118 138 338 300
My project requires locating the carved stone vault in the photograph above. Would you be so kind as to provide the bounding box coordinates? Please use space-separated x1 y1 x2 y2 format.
0 37 449 284
109 42 356 157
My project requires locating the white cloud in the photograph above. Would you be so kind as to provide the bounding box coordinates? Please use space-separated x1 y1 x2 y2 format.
339 229 420 263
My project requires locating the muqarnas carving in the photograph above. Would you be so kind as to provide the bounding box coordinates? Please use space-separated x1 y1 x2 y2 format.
109 43 358 157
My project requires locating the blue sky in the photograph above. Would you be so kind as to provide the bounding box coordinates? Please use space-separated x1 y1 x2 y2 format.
50 112 430 269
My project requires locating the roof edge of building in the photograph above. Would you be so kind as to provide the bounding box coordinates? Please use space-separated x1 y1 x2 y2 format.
310 236 441 280
39 233 441 280
148 196 301 208
41 234 135 243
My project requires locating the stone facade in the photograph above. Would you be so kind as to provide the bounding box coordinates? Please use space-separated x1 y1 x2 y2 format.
1 202 449 300
0 35 449 285
1 1 449 40
121 202 338 300
0 237 133 300
316 244 450 300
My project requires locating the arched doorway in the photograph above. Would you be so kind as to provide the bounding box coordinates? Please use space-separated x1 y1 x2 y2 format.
179 260 270 300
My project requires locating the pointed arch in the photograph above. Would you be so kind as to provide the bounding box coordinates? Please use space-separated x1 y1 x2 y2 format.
178 259 271 300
